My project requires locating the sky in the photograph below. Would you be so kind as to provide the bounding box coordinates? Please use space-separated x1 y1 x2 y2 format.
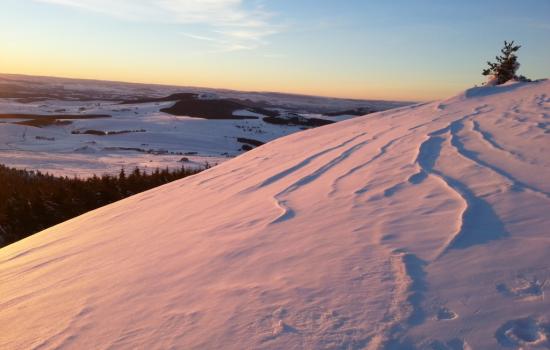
1 0 549 101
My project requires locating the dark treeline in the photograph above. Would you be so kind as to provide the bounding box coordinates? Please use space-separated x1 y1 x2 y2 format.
0 164 204 247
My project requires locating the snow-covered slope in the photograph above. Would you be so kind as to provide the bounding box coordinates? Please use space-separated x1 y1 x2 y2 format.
1 81 549 349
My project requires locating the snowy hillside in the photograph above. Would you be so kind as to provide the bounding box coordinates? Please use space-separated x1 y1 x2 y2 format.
1 80 549 349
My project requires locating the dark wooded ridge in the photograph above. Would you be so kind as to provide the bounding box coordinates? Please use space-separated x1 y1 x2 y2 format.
0 164 204 247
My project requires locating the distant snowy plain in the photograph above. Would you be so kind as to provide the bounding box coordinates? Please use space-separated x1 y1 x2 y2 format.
0 74 407 176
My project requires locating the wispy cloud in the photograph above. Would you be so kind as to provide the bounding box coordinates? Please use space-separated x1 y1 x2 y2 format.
181 32 220 42
37 0 282 51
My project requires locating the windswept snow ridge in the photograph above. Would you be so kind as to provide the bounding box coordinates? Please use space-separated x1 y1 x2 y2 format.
1 80 550 349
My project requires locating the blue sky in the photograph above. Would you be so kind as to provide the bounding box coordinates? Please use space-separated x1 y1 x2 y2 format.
1 0 549 100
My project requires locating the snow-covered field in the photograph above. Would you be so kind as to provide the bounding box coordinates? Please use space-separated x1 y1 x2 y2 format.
0 74 408 176
1 80 549 349
0 98 294 176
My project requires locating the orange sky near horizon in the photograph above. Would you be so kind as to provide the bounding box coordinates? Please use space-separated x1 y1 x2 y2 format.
0 53 460 102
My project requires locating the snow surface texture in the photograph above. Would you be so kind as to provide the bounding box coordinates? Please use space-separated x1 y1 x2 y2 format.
0 74 407 177
1 80 549 349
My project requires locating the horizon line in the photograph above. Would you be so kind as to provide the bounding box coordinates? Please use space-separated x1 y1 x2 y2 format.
0 71 421 103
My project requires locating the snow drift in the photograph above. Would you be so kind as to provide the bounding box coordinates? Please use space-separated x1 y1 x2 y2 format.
1 80 549 349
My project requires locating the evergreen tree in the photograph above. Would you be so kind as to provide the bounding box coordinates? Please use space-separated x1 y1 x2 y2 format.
482 41 522 85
